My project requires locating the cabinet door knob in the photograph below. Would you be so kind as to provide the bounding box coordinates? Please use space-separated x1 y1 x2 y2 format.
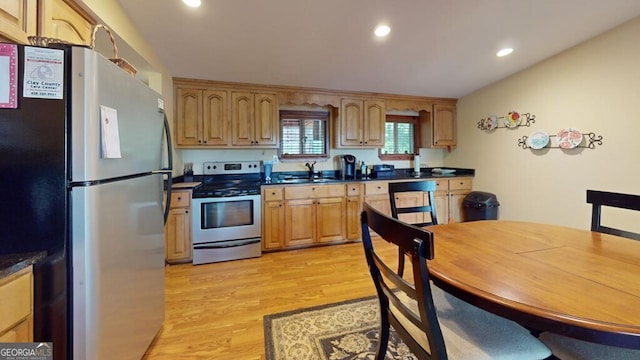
271 192 276 195
185 210 189 213
177 197 182 200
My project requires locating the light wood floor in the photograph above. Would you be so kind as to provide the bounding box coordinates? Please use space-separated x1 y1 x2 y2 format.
142 239 397 360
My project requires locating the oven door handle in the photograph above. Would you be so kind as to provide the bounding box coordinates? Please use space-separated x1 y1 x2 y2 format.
194 239 261 249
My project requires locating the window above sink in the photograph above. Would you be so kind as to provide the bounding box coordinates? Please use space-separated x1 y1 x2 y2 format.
278 110 330 161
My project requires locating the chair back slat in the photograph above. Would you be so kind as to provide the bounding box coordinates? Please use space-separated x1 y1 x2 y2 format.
587 190 640 241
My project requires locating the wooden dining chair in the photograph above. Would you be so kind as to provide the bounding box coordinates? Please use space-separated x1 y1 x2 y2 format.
388 180 438 276
587 189 640 241
360 202 552 360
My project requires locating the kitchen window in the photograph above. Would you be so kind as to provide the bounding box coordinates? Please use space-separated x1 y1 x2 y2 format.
278 110 329 160
380 114 418 160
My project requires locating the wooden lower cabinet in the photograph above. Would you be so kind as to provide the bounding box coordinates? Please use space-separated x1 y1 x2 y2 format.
165 190 192 263
284 184 346 248
262 177 472 251
345 183 362 240
262 187 285 250
0 266 33 342
263 184 347 251
363 181 391 216
434 178 472 223
284 198 315 247
315 197 346 243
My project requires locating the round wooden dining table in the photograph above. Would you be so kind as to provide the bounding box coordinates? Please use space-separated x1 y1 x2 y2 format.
426 220 640 350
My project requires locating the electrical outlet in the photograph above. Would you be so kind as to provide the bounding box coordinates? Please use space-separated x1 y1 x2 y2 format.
272 155 279 164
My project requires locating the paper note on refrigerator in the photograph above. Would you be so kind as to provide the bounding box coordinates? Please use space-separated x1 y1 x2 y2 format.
0 43 17 108
23 46 64 99
100 105 122 158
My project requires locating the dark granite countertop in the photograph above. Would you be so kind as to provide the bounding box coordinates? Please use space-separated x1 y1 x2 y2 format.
0 251 46 279
261 167 475 186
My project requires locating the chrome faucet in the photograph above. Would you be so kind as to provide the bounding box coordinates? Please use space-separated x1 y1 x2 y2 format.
305 161 316 179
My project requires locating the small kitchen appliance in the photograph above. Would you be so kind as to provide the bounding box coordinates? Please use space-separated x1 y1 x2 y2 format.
371 164 395 178
342 154 357 179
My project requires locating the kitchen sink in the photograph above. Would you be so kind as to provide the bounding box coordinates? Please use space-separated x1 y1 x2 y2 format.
280 177 336 184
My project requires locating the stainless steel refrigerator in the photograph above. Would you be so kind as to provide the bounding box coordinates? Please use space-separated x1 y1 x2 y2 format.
0 44 172 359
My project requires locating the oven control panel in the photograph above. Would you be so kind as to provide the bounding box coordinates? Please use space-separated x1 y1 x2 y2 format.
203 161 261 175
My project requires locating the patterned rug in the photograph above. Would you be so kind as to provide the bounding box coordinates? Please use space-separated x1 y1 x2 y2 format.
264 296 417 360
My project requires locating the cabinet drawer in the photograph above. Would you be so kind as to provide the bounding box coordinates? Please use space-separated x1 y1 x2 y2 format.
435 180 448 191
0 267 32 333
170 191 191 208
346 183 361 196
285 184 345 199
0 318 30 342
449 178 472 190
364 181 388 195
263 187 284 201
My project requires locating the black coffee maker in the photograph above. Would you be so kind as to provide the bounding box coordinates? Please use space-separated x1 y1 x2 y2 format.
342 155 356 179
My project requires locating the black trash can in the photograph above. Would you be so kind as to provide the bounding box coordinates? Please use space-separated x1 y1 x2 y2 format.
462 191 500 222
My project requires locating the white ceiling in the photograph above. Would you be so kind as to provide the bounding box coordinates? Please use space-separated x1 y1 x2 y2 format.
117 0 640 99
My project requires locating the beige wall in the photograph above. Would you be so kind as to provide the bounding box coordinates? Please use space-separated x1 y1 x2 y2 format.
448 16 640 231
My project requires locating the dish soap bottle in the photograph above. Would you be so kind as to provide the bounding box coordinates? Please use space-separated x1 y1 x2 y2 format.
360 161 367 179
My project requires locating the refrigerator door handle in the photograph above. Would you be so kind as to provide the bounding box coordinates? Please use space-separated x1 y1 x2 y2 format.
161 114 173 224
164 174 172 225
161 114 173 172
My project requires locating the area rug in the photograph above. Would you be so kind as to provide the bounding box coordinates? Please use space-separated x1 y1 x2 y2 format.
264 296 417 360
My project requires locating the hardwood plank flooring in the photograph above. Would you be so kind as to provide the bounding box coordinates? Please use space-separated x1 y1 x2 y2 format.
142 239 397 360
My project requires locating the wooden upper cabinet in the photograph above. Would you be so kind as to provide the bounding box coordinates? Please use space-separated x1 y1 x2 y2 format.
338 98 385 148
175 88 228 147
231 91 254 146
38 0 93 46
231 91 278 147
364 100 385 146
419 103 457 149
339 98 364 147
0 0 37 43
254 93 278 146
176 88 202 146
432 104 456 147
203 90 228 146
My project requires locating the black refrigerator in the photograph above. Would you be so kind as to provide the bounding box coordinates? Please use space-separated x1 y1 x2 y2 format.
0 44 172 359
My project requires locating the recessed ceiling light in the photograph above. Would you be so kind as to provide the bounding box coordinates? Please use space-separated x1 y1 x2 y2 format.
374 25 391 37
496 48 514 57
182 0 201 8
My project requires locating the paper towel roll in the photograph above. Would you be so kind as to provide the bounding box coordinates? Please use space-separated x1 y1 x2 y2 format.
414 154 421 174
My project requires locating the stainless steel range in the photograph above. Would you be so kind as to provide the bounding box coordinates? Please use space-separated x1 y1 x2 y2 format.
191 161 262 265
